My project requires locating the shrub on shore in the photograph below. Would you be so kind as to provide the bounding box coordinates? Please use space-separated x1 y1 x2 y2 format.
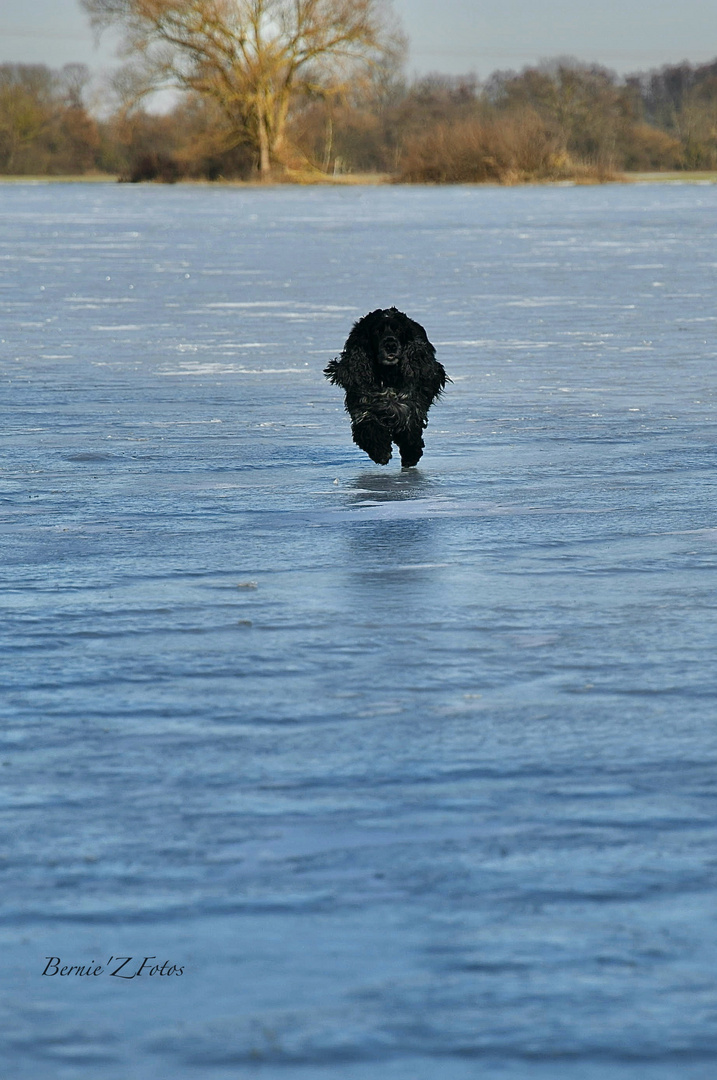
393 110 617 183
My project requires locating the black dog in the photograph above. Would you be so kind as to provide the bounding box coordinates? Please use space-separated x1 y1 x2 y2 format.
324 307 447 467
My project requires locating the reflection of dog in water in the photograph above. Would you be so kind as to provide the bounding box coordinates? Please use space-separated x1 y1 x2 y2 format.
324 307 448 468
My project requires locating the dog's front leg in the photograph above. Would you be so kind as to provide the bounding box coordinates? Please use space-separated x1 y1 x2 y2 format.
395 429 425 468
351 416 393 465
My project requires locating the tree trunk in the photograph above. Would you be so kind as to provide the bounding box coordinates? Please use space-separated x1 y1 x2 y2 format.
257 102 271 177
323 114 333 172
264 81 294 173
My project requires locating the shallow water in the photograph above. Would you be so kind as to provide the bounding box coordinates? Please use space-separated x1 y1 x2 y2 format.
1 180 717 1078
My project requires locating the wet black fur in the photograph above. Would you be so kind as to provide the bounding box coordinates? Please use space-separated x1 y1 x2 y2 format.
324 307 448 467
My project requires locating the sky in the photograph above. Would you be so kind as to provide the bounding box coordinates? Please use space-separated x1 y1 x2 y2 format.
2 0 717 80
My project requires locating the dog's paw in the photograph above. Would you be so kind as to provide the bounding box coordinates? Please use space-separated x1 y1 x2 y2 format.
399 445 423 467
371 446 392 465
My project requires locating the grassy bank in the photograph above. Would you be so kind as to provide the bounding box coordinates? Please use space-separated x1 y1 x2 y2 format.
2 170 717 186
626 171 717 183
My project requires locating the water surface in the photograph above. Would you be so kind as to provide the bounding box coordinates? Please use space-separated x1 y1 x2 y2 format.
1 180 717 1078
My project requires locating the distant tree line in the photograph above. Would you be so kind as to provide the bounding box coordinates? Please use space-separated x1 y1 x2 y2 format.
3 55 717 181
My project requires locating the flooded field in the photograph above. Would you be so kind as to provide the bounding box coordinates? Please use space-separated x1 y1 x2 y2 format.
1 180 717 1078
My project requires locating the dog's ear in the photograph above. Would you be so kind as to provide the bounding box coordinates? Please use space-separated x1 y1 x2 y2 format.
325 312 382 389
324 344 375 389
402 339 448 398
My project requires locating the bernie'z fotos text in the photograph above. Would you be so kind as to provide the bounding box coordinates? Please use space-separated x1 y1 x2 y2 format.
42 956 184 978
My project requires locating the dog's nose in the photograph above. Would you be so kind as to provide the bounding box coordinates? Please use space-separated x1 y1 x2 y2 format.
381 337 400 360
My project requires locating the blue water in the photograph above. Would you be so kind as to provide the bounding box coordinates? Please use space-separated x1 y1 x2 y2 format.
1 180 717 1078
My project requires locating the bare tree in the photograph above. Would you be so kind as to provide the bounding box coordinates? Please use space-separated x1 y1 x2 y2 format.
81 0 404 176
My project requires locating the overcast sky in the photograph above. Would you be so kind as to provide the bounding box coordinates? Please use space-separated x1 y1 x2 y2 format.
2 0 717 78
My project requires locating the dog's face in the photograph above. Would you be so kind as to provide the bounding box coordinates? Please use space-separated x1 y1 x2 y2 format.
378 325 401 366
374 311 414 367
